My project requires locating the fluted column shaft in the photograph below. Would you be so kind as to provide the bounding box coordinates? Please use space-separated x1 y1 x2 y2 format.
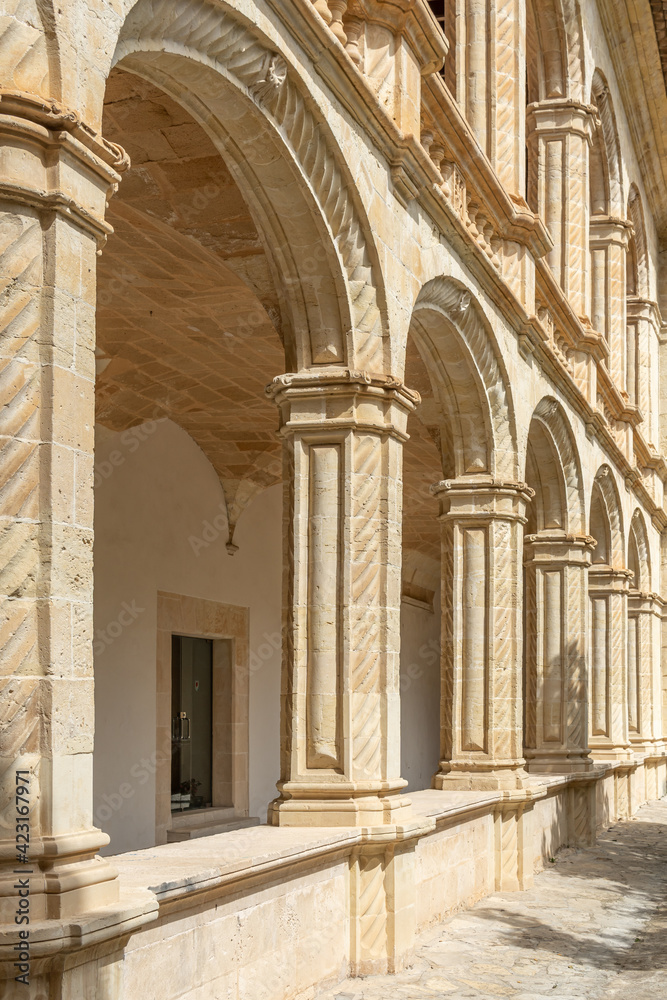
526 100 596 316
523 532 595 773
588 566 633 761
0 94 127 920
432 478 533 790
267 370 419 826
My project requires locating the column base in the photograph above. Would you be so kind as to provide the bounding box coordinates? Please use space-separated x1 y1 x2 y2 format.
268 781 413 827
589 744 634 763
525 749 594 774
433 761 528 791
0 829 119 923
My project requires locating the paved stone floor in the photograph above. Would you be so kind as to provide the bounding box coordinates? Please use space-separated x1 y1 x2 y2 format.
320 797 667 1000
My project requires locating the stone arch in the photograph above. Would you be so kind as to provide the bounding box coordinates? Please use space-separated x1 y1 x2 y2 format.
108 0 388 372
627 185 650 298
628 510 651 592
409 278 518 481
525 0 586 103
589 465 625 568
524 398 585 534
590 70 624 216
526 0 568 103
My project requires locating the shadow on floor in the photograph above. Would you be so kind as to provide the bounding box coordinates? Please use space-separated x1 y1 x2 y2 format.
466 807 667 973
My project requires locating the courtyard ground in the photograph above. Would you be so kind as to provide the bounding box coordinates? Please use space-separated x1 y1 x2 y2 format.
318 796 667 1000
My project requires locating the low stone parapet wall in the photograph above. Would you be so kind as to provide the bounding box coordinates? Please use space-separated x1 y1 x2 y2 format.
3 759 666 1000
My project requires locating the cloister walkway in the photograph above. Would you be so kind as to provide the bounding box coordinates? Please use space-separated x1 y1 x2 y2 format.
319 797 667 1000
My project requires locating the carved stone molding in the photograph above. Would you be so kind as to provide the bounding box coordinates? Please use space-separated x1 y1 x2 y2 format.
115 0 387 369
0 89 129 241
414 278 518 481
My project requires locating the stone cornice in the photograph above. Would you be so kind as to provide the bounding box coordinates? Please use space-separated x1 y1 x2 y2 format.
352 0 449 74
420 74 554 259
265 0 551 261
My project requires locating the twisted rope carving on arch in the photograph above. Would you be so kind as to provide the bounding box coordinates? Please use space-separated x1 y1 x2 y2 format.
115 0 384 369
593 465 625 568
561 0 585 100
533 397 585 534
630 508 651 591
413 280 517 480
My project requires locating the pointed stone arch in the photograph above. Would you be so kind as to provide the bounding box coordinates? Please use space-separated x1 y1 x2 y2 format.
524 397 585 534
409 277 518 481
109 0 388 372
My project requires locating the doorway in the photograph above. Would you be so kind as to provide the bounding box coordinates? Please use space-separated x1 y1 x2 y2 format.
171 636 213 812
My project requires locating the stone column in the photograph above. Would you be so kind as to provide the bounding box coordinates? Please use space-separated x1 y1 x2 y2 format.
431 478 533 790
267 370 419 826
589 217 631 385
627 297 661 446
490 0 525 196
523 532 595 773
462 0 524 196
588 567 633 761
0 94 127 920
526 100 596 316
628 592 663 753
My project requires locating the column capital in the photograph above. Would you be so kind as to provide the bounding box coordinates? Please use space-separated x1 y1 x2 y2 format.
628 591 664 616
431 476 534 521
0 88 129 242
588 565 634 592
526 98 598 139
266 367 420 440
523 530 596 567
589 215 633 248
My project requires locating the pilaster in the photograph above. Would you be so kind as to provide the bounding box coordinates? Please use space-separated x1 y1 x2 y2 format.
431 477 533 790
627 296 661 446
588 566 633 761
526 100 596 316
267 369 419 826
0 92 127 922
589 217 632 389
523 532 595 773
627 591 664 753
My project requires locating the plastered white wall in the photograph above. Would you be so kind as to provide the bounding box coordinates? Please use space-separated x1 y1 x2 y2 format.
399 598 441 792
93 419 282 854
